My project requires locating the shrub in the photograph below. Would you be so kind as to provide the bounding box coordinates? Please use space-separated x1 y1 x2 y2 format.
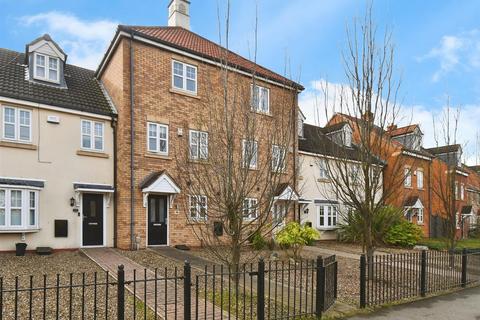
276 222 319 259
385 219 423 247
250 232 268 251
337 205 403 245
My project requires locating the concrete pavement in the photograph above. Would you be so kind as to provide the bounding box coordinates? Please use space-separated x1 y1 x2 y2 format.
349 286 480 320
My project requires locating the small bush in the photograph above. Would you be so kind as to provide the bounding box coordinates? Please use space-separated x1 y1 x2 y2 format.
276 222 319 259
250 232 268 251
385 219 423 247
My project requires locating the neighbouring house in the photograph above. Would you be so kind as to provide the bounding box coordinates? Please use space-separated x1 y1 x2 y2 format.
0 35 116 250
298 121 384 240
97 0 303 249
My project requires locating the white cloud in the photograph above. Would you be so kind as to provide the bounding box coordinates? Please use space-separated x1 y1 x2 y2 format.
422 29 480 82
19 12 118 69
299 79 480 165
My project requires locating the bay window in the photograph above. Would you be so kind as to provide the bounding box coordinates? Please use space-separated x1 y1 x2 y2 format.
317 204 338 229
0 188 38 230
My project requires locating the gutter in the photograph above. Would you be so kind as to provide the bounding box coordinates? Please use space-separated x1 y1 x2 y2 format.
129 32 136 250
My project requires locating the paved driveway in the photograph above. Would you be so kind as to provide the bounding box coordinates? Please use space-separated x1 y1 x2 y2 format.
349 286 480 320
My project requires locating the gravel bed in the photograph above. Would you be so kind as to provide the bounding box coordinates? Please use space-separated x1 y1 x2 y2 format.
314 241 415 255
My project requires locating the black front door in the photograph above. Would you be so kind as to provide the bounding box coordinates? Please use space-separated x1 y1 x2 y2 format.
82 193 104 246
148 195 168 245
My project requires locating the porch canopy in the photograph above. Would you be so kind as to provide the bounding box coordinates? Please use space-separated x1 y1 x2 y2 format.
274 183 299 201
140 170 181 207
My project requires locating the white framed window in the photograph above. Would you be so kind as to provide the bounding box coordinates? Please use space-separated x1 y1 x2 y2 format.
189 130 208 160
317 205 337 228
0 188 38 230
319 159 329 179
172 60 197 94
460 183 465 200
350 164 360 183
272 145 286 172
243 198 258 220
189 195 207 220
81 120 104 151
147 122 169 155
242 139 258 169
417 208 424 224
251 84 270 113
2 106 31 142
273 203 287 224
456 212 460 229
34 53 59 83
417 169 424 189
455 181 459 199
404 167 412 187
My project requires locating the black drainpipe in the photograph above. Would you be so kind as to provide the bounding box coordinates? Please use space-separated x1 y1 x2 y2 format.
129 32 136 250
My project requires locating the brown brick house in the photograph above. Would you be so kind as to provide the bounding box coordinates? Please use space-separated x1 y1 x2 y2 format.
97 0 303 249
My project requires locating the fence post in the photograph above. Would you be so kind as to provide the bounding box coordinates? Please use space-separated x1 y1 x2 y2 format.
117 265 125 320
359 255 366 308
184 261 192 320
461 248 468 288
257 259 265 320
420 250 427 297
315 256 324 318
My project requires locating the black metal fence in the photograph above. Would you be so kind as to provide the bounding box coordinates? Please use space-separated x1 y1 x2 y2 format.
0 256 337 319
359 249 480 308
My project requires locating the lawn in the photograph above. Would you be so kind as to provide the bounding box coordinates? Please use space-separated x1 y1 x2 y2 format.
417 238 480 250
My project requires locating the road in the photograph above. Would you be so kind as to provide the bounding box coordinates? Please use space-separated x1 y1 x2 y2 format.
349 286 480 320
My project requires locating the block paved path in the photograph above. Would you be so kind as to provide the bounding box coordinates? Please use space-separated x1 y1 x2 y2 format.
82 247 232 319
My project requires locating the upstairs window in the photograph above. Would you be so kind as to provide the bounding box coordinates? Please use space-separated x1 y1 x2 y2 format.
272 145 286 172
318 159 329 179
251 84 270 114
243 198 258 220
172 60 197 94
2 106 31 142
147 122 169 155
189 195 207 220
81 120 104 151
461 183 465 200
417 169 424 189
404 167 412 187
242 140 258 169
34 53 59 83
189 130 208 160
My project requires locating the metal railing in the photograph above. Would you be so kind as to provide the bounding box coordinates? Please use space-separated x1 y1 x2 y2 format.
359 249 480 308
0 255 338 319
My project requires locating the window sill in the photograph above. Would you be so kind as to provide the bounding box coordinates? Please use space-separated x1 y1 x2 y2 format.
0 141 37 150
170 88 200 99
404 186 413 189
317 227 338 231
317 178 331 183
77 150 109 158
186 219 207 225
250 110 273 117
0 228 40 234
145 153 172 160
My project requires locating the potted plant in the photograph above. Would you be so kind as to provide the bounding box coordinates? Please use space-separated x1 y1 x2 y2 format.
15 242 27 256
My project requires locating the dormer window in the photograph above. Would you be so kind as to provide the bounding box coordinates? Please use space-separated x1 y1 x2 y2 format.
34 53 59 83
343 126 352 147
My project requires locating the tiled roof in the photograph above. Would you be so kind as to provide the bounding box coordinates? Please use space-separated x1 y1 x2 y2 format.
320 122 349 135
388 124 420 137
0 48 114 116
116 25 303 90
299 123 384 165
425 144 462 155
404 196 420 207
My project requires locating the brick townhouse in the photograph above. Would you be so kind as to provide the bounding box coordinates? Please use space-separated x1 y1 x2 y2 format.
97 0 303 249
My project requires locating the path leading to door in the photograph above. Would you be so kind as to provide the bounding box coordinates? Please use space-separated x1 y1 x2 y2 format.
82 247 230 319
348 286 480 319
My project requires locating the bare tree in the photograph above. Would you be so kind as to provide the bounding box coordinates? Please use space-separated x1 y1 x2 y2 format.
431 101 462 251
314 5 413 263
175 0 299 276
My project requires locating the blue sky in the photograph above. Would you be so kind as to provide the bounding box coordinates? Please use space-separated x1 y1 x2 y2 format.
1 0 480 163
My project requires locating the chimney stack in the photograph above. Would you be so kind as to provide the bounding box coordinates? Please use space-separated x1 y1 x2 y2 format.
387 124 397 131
168 0 190 30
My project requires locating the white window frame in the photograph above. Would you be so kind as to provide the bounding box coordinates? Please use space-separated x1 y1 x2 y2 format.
81 119 104 152
189 130 208 160
272 145 286 172
172 60 197 94
147 122 169 155
33 53 60 83
456 212 460 229
317 204 338 229
404 167 412 187
2 106 32 143
417 208 424 224
242 139 258 169
0 188 39 231
455 181 459 199
417 169 424 189
460 183 465 200
189 195 207 220
251 84 270 114
243 198 258 220
273 202 287 225
318 159 329 179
